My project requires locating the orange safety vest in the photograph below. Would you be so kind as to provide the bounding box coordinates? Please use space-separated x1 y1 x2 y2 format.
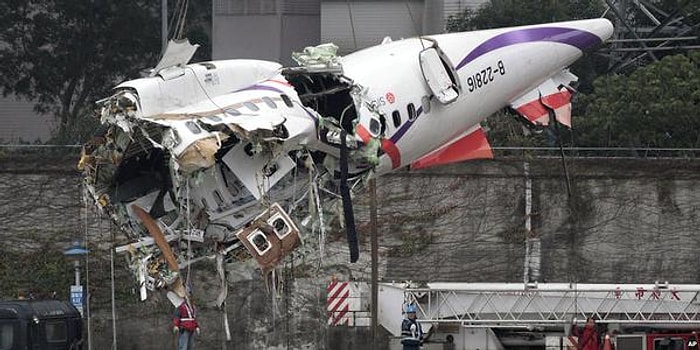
173 301 199 332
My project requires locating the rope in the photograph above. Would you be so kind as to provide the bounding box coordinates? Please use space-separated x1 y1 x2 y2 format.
271 269 278 325
168 0 190 41
185 177 192 293
83 185 92 350
312 177 326 268
109 219 118 349
346 0 358 50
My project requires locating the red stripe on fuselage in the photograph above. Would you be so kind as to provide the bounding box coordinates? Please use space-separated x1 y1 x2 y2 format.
355 124 371 144
355 124 401 169
381 139 401 169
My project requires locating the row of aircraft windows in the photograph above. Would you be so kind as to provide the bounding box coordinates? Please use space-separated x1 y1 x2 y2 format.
391 96 431 128
187 94 295 135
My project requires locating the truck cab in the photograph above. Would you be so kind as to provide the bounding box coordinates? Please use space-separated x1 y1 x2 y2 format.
0 300 82 350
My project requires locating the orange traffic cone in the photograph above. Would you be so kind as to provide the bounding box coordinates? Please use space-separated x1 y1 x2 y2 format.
603 334 613 350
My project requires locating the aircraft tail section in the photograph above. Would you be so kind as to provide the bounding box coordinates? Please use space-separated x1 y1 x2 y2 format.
411 125 493 170
509 70 577 128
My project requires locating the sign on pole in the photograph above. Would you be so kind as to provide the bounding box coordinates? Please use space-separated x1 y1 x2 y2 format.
70 285 84 317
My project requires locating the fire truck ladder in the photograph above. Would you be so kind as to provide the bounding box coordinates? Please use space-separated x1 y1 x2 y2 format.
378 283 700 336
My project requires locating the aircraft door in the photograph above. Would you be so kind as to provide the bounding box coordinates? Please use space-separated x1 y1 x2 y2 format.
419 46 460 105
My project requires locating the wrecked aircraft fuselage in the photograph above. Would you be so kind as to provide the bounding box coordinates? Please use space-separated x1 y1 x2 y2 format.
80 43 374 299
80 19 614 300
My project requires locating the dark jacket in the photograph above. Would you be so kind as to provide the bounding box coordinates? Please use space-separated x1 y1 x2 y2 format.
401 318 423 347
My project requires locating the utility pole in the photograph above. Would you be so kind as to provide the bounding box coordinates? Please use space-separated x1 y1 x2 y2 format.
162 0 168 53
369 178 379 348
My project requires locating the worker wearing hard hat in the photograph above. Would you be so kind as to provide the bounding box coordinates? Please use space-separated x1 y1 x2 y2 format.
401 304 424 350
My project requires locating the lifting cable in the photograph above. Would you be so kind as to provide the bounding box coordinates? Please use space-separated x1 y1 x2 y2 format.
168 0 190 41
185 177 192 294
108 218 118 350
82 186 92 350
346 0 358 50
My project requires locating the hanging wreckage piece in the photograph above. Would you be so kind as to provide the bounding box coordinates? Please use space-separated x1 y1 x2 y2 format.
80 20 614 300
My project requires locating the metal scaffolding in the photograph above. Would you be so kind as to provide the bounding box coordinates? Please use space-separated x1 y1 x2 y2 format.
602 0 700 72
381 283 700 332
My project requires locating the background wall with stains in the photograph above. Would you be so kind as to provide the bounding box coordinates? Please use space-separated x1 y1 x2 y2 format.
2 148 699 349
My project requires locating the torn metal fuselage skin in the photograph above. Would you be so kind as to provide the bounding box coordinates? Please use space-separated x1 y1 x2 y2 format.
80 50 374 299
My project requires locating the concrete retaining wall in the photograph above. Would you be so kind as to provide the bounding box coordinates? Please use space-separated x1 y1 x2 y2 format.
2 150 699 349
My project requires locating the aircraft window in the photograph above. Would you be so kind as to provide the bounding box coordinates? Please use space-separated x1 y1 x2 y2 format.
45 321 67 343
280 94 294 108
185 121 202 134
262 97 277 109
244 143 255 157
0 322 14 350
198 62 216 70
249 231 271 255
407 103 417 121
201 198 209 210
206 114 222 122
225 108 241 116
272 217 290 238
421 96 431 114
369 118 381 135
392 110 402 128
213 190 225 207
263 163 278 177
243 102 259 111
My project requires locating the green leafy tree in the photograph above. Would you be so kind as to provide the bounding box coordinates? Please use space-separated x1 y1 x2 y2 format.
447 0 604 32
575 52 700 148
0 0 162 143
0 0 211 144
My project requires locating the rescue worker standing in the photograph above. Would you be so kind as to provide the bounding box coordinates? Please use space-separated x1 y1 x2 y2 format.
173 296 200 350
401 304 423 350
571 317 600 350
688 331 698 350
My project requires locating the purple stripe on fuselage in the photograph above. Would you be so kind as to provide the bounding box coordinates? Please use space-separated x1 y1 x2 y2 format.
234 84 284 94
389 105 423 144
455 27 602 70
387 27 599 145
300 104 319 129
